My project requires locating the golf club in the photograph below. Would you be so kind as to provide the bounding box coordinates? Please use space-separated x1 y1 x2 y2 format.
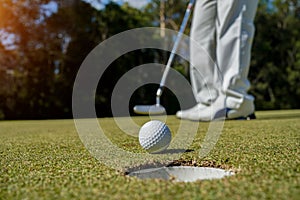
134 0 195 115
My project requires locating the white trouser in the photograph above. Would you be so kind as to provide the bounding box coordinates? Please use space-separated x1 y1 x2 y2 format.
190 0 258 109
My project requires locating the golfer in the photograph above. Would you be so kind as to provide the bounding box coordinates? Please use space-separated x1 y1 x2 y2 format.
176 0 259 121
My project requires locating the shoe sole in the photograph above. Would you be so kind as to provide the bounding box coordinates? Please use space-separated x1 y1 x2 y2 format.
226 108 256 120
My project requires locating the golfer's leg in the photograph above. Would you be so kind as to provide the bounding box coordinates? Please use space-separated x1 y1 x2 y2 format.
176 0 218 121
217 0 258 118
190 0 217 105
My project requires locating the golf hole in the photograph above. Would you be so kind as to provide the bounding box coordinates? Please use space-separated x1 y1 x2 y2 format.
128 166 234 182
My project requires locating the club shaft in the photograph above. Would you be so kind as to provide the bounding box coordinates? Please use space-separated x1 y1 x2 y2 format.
156 0 195 101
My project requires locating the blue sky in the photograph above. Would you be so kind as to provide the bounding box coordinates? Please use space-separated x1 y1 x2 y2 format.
41 0 151 12
84 0 151 10
123 0 151 9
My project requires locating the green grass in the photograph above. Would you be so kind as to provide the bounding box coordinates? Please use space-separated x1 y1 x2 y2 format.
1 110 299 200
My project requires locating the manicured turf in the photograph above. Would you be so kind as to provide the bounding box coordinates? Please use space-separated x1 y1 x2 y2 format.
1 110 299 199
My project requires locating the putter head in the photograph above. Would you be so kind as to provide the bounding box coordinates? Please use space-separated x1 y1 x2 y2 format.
133 105 166 115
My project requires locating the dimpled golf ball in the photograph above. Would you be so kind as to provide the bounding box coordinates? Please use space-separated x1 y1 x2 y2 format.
139 120 172 153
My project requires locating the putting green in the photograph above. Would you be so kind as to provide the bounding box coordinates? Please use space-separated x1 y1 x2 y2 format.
0 110 299 199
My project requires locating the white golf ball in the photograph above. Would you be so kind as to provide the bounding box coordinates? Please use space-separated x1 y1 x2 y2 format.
139 120 172 153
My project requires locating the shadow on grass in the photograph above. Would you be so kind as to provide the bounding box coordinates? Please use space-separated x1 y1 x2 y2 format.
152 149 194 154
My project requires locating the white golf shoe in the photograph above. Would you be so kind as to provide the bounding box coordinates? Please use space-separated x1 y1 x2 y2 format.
176 103 213 121
225 94 256 120
176 94 256 121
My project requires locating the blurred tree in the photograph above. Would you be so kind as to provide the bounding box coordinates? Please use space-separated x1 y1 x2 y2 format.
0 0 60 119
250 0 300 110
0 0 156 119
144 0 191 65
94 2 156 117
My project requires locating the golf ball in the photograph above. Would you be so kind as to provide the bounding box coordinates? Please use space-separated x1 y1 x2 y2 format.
139 120 172 153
